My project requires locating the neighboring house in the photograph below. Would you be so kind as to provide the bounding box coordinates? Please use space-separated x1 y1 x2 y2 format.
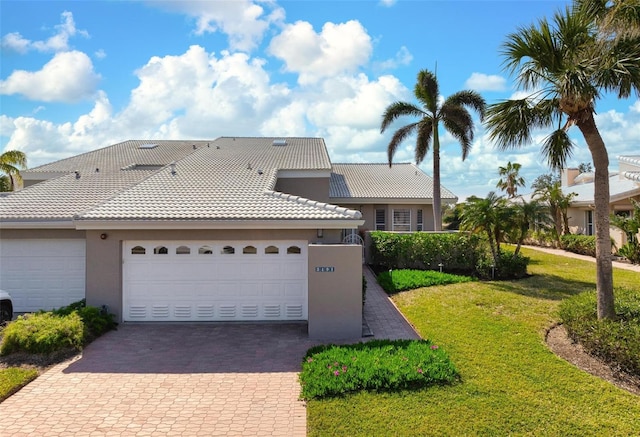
0 137 453 339
330 163 457 235
561 155 640 248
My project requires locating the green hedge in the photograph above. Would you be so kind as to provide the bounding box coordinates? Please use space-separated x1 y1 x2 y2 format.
369 232 484 274
559 288 640 376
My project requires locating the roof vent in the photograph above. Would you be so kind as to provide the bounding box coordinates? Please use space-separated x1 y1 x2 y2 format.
139 143 158 149
272 139 287 146
75 171 80 179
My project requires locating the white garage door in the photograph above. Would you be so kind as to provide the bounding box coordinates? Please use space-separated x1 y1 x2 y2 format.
122 241 308 322
0 239 86 312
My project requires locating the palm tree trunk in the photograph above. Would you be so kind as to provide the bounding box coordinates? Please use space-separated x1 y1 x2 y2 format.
578 116 615 320
432 125 442 231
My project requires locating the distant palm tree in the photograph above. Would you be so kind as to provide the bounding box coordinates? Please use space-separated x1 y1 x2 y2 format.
484 4 640 319
381 69 486 231
0 150 27 192
460 192 508 265
496 161 525 198
508 198 551 256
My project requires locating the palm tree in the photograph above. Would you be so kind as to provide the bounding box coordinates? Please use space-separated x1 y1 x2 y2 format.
484 4 640 319
460 192 508 265
507 198 552 256
496 161 526 198
381 69 486 231
0 150 28 192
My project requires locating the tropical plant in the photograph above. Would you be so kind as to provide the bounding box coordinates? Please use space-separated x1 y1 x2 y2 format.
610 199 640 264
507 198 552 256
0 150 27 192
484 3 640 319
460 192 509 265
381 69 486 231
496 161 526 198
578 162 593 173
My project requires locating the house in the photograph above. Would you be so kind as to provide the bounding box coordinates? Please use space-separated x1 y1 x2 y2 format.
562 155 640 248
0 137 453 339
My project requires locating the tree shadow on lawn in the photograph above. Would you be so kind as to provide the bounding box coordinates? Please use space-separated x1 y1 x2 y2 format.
488 273 595 301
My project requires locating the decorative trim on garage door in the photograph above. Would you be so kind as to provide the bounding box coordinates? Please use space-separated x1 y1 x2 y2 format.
122 241 308 322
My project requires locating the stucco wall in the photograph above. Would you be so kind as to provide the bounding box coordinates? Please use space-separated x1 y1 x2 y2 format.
274 177 330 203
307 244 362 340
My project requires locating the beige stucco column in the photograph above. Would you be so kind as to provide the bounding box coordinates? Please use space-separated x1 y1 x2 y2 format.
307 244 362 340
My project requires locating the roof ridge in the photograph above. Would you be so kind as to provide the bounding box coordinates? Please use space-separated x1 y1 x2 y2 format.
332 162 414 166
264 190 362 219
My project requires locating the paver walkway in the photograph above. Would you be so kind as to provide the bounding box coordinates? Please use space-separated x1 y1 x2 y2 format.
0 267 418 436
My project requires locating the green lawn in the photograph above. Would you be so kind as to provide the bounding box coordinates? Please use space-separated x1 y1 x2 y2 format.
0 367 38 402
307 248 640 436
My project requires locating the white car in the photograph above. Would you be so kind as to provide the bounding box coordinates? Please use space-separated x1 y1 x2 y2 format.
0 289 13 324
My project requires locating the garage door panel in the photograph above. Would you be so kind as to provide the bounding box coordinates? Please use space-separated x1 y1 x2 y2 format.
0 239 86 312
123 240 307 322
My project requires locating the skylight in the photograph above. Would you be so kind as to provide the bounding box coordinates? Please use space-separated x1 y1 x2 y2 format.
272 139 287 146
139 143 158 149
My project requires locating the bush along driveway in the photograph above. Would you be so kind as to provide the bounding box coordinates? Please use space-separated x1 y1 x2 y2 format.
307 248 640 436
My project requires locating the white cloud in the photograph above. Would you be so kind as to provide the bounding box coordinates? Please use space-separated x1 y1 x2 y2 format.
268 20 372 84
379 0 397 6
0 51 100 103
150 0 284 52
94 49 107 59
375 46 413 71
464 73 506 92
1 11 87 54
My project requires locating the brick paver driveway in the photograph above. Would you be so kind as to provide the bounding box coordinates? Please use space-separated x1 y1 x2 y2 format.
0 268 419 436
0 323 323 436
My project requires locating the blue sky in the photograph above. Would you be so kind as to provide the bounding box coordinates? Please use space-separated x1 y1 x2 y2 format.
1 0 638 200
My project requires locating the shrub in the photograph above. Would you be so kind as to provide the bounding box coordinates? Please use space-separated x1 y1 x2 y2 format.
475 251 530 280
559 288 640 376
369 231 484 274
560 234 617 258
0 312 84 355
299 339 458 399
376 269 475 294
617 243 640 265
50 300 117 341
0 300 117 356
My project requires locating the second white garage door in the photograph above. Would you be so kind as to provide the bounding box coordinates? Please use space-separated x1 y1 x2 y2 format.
122 241 308 322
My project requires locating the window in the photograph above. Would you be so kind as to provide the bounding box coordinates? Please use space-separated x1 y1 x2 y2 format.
243 245 257 254
265 246 279 254
585 210 594 236
154 246 168 255
375 209 386 231
131 246 146 255
417 209 424 231
198 245 213 255
221 245 235 255
287 246 301 254
176 246 191 255
393 209 411 232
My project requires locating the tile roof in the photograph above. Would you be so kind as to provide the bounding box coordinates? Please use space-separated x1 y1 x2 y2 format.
1 137 359 225
329 163 457 201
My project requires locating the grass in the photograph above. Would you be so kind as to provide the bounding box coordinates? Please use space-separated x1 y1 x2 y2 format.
307 248 640 436
0 367 38 402
376 269 475 294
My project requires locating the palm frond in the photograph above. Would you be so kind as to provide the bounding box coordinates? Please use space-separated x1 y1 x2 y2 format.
414 120 433 164
446 90 487 121
414 70 439 113
486 99 554 150
387 122 420 166
541 129 575 171
380 101 426 133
